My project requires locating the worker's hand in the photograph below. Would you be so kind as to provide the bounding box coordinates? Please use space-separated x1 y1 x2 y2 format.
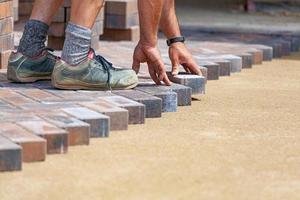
132 42 171 86
168 42 202 76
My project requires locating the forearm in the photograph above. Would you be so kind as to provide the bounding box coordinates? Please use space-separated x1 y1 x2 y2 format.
159 0 181 39
138 0 163 47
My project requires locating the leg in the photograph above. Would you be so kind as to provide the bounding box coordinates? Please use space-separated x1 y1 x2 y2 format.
52 0 138 90
8 0 63 83
18 0 64 57
30 0 64 25
70 0 104 29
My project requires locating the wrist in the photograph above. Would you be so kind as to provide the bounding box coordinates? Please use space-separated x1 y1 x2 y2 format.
139 37 158 48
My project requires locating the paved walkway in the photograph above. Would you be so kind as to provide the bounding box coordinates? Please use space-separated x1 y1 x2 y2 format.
0 52 299 200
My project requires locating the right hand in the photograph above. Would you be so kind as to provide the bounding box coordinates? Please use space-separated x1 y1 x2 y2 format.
132 42 171 86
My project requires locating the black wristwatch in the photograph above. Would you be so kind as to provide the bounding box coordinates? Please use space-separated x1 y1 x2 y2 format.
167 36 185 46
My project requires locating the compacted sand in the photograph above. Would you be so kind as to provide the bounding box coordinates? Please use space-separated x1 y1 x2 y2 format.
0 53 300 200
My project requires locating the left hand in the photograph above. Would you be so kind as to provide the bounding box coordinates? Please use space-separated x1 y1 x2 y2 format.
169 42 202 76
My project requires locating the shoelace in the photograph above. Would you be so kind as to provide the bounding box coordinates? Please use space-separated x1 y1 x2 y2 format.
44 47 60 59
95 54 113 90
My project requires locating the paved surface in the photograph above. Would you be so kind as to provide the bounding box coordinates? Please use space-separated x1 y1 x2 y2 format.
176 7 300 35
0 52 299 199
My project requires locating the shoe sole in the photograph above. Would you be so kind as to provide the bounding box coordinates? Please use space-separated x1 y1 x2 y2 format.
7 66 51 83
52 77 138 90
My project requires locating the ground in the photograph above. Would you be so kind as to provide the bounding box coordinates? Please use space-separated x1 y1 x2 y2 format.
0 51 299 200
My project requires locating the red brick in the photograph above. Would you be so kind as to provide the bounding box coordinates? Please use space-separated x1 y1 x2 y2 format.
17 120 68 154
0 122 46 162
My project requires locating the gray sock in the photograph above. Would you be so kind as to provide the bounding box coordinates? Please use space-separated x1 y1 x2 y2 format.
61 23 92 65
18 19 49 57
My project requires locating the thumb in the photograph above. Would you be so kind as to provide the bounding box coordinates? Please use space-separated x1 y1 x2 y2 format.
171 59 180 76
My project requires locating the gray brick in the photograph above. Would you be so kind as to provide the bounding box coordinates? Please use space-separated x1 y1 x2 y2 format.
112 90 162 118
0 135 22 172
97 96 145 124
79 100 129 131
62 107 110 138
167 72 206 95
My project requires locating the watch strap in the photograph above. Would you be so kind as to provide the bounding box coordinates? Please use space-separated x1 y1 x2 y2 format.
167 36 185 46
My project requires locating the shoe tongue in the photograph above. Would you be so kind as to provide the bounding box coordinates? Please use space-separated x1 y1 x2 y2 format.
88 50 95 59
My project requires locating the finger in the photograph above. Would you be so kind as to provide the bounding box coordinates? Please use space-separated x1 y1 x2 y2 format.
163 74 172 86
132 59 141 74
156 61 172 86
171 59 180 76
148 64 161 85
182 64 191 73
183 61 202 75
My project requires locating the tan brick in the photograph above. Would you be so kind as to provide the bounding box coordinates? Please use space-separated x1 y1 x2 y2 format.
0 0 13 19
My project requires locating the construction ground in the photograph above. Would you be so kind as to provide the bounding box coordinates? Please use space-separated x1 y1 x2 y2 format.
0 2 300 200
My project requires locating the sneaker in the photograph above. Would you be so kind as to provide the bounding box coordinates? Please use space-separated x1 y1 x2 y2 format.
7 49 57 83
51 49 138 90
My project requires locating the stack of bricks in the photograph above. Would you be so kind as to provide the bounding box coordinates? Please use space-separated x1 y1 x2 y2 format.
48 0 105 50
0 0 14 69
101 0 139 41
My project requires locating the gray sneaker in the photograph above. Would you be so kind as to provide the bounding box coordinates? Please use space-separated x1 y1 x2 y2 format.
7 49 57 83
51 49 138 90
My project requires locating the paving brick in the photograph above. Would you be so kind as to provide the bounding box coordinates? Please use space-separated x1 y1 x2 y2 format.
97 95 145 124
167 72 206 95
105 0 137 16
112 90 162 118
17 120 68 154
0 33 13 52
16 88 63 103
45 89 93 102
79 100 128 131
0 99 14 110
0 50 11 69
138 80 192 106
195 60 220 80
105 13 138 29
135 84 177 112
0 122 46 162
0 0 13 19
0 111 41 123
0 90 37 106
101 26 139 41
0 135 22 172
195 56 231 76
62 107 110 138
0 17 13 35
38 112 90 146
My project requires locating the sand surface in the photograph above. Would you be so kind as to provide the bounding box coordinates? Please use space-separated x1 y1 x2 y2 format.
1 53 300 200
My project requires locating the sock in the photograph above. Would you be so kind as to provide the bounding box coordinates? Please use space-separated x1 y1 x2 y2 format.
18 19 49 57
61 23 92 65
